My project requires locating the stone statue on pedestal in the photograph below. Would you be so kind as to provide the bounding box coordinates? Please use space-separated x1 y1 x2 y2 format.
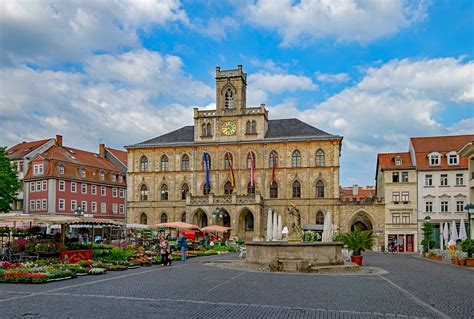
287 204 302 242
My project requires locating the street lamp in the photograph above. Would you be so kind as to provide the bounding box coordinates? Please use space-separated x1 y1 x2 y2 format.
213 208 223 221
74 207 84 216
465 204 473 240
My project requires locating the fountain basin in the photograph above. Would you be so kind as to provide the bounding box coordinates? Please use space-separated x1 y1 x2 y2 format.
246 241 344 272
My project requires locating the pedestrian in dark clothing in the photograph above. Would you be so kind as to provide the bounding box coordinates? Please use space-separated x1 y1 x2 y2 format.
178 234 187 261
159 237 169 266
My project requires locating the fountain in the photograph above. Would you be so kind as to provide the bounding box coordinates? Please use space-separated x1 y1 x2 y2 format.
246 206 347 273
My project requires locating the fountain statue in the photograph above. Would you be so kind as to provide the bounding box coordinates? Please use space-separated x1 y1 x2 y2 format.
287 204 303 242
321 211 333 242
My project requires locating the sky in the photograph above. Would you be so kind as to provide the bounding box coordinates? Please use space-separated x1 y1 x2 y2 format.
0 0 473 186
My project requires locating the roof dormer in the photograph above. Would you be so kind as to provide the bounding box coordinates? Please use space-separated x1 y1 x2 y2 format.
428 152 441 166
394 156 402 166
447 151 459 166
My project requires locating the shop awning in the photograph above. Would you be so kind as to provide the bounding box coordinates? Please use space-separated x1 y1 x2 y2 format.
154 222 201 231
201 225 231 233
127 223 152 230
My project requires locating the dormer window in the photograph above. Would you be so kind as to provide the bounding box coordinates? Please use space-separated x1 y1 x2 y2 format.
99 171 105 181
395 157 402 166
80 168 86 178
429 153 440 166
58 165 64 175
448 152 459 165
33 164 44 176
111 174 116 182
118 175 123 182
224 88 233 109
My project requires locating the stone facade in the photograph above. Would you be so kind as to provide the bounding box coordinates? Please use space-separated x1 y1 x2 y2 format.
126 65 344 241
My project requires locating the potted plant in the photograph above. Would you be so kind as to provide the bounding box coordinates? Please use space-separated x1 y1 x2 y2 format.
339 228 374 266
455 251 467 266
421 222 435 257
460 240 474 267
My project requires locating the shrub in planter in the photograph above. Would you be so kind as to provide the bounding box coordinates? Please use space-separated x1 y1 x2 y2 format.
339 228 374 266
47 269 75 280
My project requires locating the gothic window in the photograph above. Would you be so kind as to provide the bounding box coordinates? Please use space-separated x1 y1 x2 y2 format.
270 181 278 198
292 150 301 168
207 123 212 136
139 155 148 172
203 183 211 195
224 181 233 195
225 88 233 108
181 154 190 171
140 184 148 201
224 152 233 170
247 182 255 194
160 184 168 200
181 183 189 200
316 211 324 225
251 121 256 133
202 153 212 170
246 121 251 133
292 180 301 198
181 212 186 223
140 213 148 225
247 151 256 169
202 123 207 136
160 213 168 223
161 155 169 171
245 212 254 231
316 180 325 198
316 149 325 166
269 150 278 168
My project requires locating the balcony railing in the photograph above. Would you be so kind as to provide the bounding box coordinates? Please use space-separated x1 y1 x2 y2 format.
188 193 261 206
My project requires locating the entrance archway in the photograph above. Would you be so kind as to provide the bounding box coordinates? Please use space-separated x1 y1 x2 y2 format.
349 211 373 231
192 209 208 228
216 208 231 228
238 208 255 241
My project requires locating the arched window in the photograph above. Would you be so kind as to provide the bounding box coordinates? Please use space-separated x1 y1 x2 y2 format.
246 121 251 133
224 181 233 195
140 212 148 225
292 180 301 198
316 211 324 225
181 154 190 171
181 212 186 223
140 184 148 201
316 180 324 198
245 212 254 231
160 184 169 200
202 123 207 136
316 149 325 166
139 155 148 172
207 123 212 136
224 152 233 170
292 150 301 168
247 151 256 169
269 150 278 168
160 212 168 223
247 182 255 194
270 181 278 198
251 121 256 133
225 88 233 108
161 155 169 171
181 183 189 200
202 153 212 170
203 183 211 195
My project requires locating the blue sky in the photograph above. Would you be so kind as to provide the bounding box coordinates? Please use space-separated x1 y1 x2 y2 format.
0 0 473 186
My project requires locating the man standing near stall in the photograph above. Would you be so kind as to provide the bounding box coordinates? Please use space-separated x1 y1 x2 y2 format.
178 233 187 261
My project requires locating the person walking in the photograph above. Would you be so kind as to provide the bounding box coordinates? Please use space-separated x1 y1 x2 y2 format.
178 233 188 261
159 237 169 266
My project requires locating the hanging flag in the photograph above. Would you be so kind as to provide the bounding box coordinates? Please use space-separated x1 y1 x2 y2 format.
225 152 235 187
203 151 210 187
249 149 255 187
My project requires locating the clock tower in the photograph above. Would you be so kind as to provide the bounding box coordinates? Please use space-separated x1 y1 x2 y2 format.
194 65 268 143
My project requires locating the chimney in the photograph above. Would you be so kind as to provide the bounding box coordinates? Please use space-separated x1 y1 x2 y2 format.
56 135 63 147
99 143 105 158
352 185 359 196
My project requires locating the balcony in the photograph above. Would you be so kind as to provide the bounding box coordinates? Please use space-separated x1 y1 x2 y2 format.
188 193 262 206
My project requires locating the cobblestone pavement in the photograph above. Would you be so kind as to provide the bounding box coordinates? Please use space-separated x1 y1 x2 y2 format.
0 252 472 318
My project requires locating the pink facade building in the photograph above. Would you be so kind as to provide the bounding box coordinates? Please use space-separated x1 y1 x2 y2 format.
23 136 127 221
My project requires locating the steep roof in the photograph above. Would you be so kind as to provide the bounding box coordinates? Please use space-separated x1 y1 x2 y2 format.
377 152 414 170
5 139 52 160
105 147 128 166
130 118 335 147
339 186 375 201
410 134 474 170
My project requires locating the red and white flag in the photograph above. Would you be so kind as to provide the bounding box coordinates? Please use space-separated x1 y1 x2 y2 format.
249 149 255 187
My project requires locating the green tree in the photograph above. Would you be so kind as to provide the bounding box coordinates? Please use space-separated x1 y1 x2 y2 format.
421 221 435 252
0 147 21 213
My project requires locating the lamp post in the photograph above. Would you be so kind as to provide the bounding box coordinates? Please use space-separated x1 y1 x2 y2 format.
465 204 473 240
213 208 223 222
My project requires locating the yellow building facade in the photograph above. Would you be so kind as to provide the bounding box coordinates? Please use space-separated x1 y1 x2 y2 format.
125 66 346 241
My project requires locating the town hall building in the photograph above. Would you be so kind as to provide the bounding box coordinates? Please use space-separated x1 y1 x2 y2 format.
125 65 352 241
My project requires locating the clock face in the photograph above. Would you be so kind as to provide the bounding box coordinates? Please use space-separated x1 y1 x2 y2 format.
221 121 237 136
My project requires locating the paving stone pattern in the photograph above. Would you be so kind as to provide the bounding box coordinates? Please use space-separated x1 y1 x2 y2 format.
0 252 472 318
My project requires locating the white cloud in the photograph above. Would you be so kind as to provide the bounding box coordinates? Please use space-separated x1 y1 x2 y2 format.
315 72 351 83
245 0 427 46
192 16 240 40
0 50 212 151
0 0 188 65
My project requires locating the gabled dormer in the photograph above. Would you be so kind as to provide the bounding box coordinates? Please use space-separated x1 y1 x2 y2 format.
428 152 441 166
447 151 459 165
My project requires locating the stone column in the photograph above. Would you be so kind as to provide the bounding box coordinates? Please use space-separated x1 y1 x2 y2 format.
272 211 278 240
277 215 283 240
266 209 273 241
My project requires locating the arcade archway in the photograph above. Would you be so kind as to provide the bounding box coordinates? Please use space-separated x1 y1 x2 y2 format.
349 211 374 231
192 209 208 228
